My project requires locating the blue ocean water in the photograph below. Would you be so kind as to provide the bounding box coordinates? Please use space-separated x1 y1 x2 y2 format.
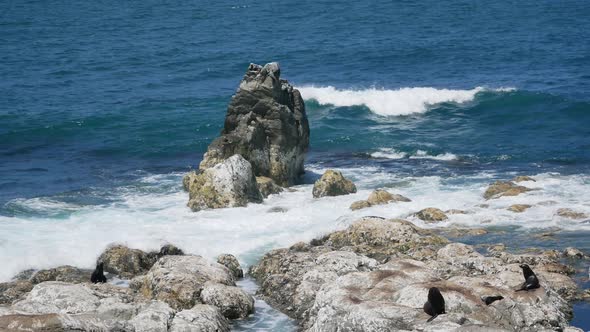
1 0 590 329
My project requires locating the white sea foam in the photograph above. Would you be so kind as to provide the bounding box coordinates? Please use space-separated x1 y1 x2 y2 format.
297 86 511 116
0 170 588 282
370 148 458 161
370 148 407 159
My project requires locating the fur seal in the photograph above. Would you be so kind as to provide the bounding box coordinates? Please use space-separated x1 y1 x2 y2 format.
481 295 504 305
90 262 107 283
423 287 445 322
516 264 540 291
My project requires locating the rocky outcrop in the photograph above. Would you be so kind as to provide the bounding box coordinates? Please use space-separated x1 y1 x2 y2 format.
414 207 448 223
556 208 587 219
508 204 532 213
0 281 231 331
130 255 238 310
312 170 357 198
251 217 580 331
484 181 532 200
350 189 410 210
256 176 283 198
97 243 185 279
216 254 244 279
186 155 263 211
199 62 309 187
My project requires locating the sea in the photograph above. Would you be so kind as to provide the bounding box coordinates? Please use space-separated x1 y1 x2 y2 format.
1 0 589 330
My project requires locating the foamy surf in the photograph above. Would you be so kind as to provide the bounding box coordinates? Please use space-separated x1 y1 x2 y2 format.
0 169 588 282
370 148 458 161
298 85 515 116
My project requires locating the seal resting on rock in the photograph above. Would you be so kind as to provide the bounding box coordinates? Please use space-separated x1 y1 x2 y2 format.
423 287 445 322
481 295 504 305
516 264 540 291
90 262 107 283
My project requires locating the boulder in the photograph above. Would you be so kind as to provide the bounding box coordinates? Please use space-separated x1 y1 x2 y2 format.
414 207 448 223
350 200 372 211
98 244 156 279
216 254 244 279
556 208 587 219
130 255 234 310
186 155 263 211
170 305 230 332
199 62 309 187
256 176 283 198
312 170 357 198
507 204 532 213
484 181 531 200
367 189 411 205
129 300 174 332
199 281 254 319
12 282 100 314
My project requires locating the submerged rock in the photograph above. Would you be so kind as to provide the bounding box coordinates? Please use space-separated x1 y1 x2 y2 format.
556 208 587 220
186 154 263 211
312 170 357 198
350 189 411 210
199 62 309 187
512 175 536 182
251 217 580 331
563 247 586 259
507 204 532 213
256 176 283 198
350 200 372 210
216 254 244 279
414 207 448 223
484 181 531 200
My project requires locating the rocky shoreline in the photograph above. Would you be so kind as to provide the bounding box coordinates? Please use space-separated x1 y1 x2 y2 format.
1 64 588 331
0 217 587 331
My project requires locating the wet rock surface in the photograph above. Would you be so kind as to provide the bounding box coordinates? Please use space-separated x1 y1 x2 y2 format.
312 170 357 198
251 217 581 331
484 181 532 200
350 189 411 210
414 207 448 223
186 155 263 211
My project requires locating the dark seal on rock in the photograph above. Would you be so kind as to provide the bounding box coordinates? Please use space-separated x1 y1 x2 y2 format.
199 62 309 187
481 295 504 305
516 264 540 291
423 287 445 322
90 263 107 284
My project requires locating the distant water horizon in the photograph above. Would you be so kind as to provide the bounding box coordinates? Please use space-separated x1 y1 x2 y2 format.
1 0 589 330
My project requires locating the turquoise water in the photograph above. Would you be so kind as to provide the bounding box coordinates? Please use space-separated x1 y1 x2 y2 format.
1 0 589 329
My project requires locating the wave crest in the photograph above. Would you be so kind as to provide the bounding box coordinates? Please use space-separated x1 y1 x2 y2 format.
298 86 514 116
